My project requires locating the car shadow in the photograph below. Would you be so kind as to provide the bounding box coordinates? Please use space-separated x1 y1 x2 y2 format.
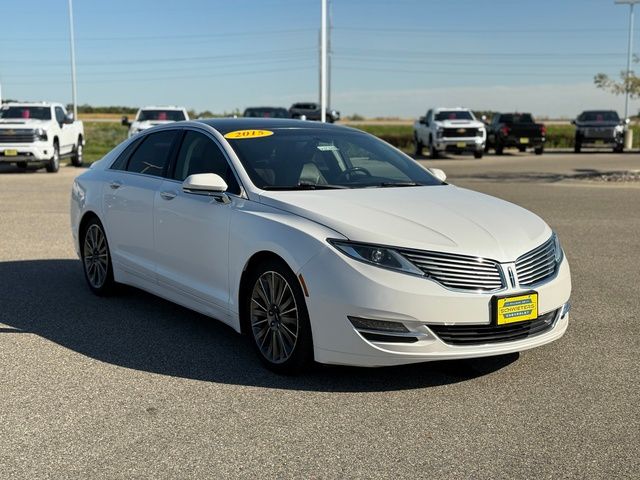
0 259 519 392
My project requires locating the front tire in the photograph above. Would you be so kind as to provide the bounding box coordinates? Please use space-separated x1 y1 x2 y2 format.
81 217 116 296
414 135 423 157
574 137 582 153
429 141 439 159
45 142 60 173
473 150 483 159
245 258 313 374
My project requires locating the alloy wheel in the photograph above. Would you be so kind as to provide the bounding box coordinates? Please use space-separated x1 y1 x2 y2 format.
250 271 299 364
83 224 109 289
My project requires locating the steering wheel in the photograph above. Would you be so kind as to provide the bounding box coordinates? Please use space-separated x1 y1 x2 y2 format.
336 167 372 182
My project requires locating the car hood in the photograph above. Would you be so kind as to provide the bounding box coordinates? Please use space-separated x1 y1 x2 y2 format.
0 119 50 127
434 119 484 129
258 185 551 262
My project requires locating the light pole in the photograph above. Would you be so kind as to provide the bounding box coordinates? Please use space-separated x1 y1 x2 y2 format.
68 0 78 119
615 0 640 120
320 0 327 123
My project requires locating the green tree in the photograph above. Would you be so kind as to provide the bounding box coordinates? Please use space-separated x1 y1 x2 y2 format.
594 56 640 101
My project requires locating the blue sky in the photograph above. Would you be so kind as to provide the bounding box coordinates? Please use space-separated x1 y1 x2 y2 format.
0 0 638 118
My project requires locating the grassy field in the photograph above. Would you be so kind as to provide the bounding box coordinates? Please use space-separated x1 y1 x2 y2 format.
81 121 639 165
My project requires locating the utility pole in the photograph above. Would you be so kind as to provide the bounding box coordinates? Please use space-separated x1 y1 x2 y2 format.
68 0 78 119
320 0 327 122
328 0 332 111
615 0 640 120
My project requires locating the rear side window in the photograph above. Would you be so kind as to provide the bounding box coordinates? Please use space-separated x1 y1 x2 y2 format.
110 137 143 171
126 130 179 177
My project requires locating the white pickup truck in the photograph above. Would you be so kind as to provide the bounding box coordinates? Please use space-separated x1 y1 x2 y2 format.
414 107 486 159
0 102 85 172
121 105 189 138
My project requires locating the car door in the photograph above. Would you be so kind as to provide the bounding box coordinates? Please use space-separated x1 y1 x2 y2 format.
153 128 241 316
103 129 180 283
54 106 73 154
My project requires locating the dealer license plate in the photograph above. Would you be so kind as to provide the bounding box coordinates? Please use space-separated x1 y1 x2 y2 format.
456 142 466 148
495 292 538 325
520 137 529 144
595 140 604 145
4 150 18 156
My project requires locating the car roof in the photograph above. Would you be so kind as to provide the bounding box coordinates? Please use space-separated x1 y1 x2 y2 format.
195 118 353 134
580 110 617 114
434 107 471 111
139 105 186 110
3 102 57 107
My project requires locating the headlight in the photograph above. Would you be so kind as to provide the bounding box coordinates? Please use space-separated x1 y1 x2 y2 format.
552 232 564 264
614 124 625 133
477 128 485 137
34 128 47 141
328 239 424 276
436 127 444 138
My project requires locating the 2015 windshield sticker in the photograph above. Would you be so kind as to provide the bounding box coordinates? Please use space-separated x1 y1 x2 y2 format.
224 129 274 139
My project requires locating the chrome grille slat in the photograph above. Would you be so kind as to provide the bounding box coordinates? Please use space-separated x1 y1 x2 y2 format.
0 129 36 143
398 248 504 292
515 236 559 287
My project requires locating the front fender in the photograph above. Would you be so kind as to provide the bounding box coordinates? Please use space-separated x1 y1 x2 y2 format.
228 199 346 315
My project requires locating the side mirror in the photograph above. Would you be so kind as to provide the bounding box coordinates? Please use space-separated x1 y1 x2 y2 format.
121 115 131 127
64 113 74 124
418 116 426 124
624 118 630 125
481 115 487 122
183 173 230 202
428 168 447 183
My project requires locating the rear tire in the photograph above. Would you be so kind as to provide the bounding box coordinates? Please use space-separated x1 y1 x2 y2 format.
534 146 544 155
613 145 624 153
71 137 84 167
45 142 60 173
81 217 116 296
495 142 504 155
244 258 313 374
518 146 526 152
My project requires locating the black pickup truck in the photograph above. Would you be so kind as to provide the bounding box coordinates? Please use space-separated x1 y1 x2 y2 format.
485 113 546 155
289 102 340 123
572 110 627 153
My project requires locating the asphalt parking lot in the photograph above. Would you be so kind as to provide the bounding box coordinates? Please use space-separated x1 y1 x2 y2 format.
0 153 638 479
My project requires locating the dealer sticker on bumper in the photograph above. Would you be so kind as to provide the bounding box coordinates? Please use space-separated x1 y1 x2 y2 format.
496 292 538 325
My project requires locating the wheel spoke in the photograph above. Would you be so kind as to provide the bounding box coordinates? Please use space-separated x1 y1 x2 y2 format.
251 297 268 312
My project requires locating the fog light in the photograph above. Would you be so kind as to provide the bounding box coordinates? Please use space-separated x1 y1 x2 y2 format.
348 316 409 333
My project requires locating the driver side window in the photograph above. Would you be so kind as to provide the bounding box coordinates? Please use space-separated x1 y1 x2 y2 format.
172 131 240 195
55 107 65 124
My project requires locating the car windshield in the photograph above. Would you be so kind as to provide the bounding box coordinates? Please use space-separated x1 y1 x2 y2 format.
501 113 534 124
0 106 52 120
226 128 443 190
435 110 474 121
137 110 186 121
578 111 619 122
244 108 289 118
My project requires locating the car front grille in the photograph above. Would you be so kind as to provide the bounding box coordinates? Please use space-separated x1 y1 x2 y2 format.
443 127 478 138
428 309 558 345
0 129 36 143
584 127 614 139
515 237 558 287
398 248 505 292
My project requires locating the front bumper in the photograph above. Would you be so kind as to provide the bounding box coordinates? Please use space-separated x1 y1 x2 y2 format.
299 247 571 367
436 137 485 152
0 143 51 162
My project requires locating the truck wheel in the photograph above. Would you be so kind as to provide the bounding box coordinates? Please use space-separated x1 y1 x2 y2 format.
613 145 624 153
45 143 60 173
534 146 544 155
574 140 581 153
518 146 526 152
495 142 504 155
414 135 423 157
473 150 483 159
429 143 439 159
72 137 84 167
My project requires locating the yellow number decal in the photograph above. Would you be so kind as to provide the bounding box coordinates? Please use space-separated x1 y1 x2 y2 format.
224 129 274 139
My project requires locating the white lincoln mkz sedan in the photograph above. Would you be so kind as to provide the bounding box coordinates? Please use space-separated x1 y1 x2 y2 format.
71 119 571 373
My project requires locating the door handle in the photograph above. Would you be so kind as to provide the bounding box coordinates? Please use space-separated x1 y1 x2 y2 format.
160 191 177 200
109 181 122 190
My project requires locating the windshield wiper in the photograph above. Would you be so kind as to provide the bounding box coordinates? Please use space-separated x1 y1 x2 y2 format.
375 182 425 188
262 182 347 191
